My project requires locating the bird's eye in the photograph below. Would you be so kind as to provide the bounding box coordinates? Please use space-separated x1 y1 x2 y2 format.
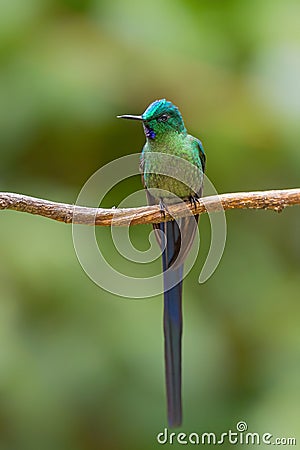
158 114 169 122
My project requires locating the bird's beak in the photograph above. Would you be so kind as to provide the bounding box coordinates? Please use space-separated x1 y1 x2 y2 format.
117 114 143 121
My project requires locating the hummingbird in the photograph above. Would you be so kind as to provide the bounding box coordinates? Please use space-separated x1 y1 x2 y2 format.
118 99 205 427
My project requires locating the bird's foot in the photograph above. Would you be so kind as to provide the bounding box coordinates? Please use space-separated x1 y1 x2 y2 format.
188 193 200 211
159 199 171 218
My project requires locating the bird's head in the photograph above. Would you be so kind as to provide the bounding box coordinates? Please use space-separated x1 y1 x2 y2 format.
118 99 186 140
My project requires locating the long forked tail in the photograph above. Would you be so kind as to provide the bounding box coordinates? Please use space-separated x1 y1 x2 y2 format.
159 220 184 428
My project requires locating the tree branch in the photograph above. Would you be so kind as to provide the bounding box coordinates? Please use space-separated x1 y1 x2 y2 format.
0 189 299 227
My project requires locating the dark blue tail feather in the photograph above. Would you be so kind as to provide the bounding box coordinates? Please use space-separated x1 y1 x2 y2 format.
160 221 184 427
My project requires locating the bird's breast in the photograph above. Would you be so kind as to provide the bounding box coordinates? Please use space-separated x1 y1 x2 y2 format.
142 138 202 201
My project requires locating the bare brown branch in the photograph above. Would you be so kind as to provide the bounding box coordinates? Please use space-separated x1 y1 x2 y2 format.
0 189 299 227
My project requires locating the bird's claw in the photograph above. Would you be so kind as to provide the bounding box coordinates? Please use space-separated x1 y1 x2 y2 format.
159 199 171 218
189 194 200 211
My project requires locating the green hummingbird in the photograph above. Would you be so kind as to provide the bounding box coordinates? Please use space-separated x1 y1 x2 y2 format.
118 99 205 427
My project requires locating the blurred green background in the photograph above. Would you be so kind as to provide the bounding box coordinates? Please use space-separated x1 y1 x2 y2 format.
0 0 299 449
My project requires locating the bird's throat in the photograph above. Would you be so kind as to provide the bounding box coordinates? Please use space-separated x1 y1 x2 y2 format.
143 123 156 140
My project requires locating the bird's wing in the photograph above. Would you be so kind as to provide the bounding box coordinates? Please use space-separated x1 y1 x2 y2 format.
189 137 205 197
168 138 206 268
196 138 206 174
140 142 205 269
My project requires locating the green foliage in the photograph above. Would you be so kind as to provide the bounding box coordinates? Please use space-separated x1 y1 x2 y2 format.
0 1 299 449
